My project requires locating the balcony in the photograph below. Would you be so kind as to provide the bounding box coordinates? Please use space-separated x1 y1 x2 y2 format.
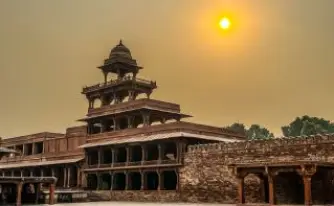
82 76 156 94
86 159 179 170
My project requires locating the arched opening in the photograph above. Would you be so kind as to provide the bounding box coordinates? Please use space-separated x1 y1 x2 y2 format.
163 142 177 161
275 171 304 205
88 149 99 167
130 145 142 162
13 170 21 177
115 147 127 164
146 144 159 161
22 169 30 177
100 173 111 190
87 174 98 190
113 173 126 190
146 172 159 190
162 170 177 190
32 168 41 177
118 118 128 130
129 172 141 190
101 148 113 164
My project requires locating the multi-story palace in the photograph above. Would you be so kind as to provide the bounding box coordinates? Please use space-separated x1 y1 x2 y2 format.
2 40 334 206
0 40 244 204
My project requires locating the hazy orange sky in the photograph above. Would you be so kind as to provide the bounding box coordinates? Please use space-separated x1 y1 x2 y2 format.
1 0 334 137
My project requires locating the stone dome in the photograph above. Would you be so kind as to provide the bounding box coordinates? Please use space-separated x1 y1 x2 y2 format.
109 40 132 59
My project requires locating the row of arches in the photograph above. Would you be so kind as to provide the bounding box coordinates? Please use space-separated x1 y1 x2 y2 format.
86 170 178 191
87 141 178 167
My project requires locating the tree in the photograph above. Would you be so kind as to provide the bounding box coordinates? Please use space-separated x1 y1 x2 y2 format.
246 124 274 140
224 123 274 140
281 115 334 137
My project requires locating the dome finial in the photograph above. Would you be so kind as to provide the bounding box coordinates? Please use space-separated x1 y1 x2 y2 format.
119 39 123 45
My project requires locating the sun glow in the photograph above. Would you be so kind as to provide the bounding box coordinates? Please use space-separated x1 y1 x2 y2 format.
219 17 231 30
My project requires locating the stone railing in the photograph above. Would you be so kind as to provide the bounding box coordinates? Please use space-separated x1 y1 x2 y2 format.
87 98 180 117
187 133 334 157
86 121 244 143
82 76 156 93
87 159 178 169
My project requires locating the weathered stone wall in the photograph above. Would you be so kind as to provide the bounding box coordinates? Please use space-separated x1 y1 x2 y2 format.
180 134 334 204
87 191 179 202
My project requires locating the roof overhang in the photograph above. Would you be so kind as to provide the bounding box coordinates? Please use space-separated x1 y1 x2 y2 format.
77 107 192 122
0 158 84 169
79 132 240 149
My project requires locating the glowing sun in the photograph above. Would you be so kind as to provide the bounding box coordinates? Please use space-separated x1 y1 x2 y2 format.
219 17 231 30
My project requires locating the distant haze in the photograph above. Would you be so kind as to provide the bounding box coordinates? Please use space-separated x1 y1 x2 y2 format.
0 0 334 137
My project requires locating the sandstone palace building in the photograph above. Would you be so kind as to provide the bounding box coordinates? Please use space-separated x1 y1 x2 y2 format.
1 40 334 206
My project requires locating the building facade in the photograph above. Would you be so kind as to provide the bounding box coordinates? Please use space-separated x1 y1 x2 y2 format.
0 40 333 205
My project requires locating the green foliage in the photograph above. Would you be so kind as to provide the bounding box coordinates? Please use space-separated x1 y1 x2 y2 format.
224 123 274 140
281 115 334 137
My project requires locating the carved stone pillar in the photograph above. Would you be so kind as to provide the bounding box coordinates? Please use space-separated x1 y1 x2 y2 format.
49 183 55 205
112 118 116 131
141 171 146 190
158 144 163 163
111 148 115 167
128 90 135 101
126 147 131 165
100 120 105 133
298 165 317 206
141 145 146 164
97 148 102 167
103 72 107 83
35 183 41 204
40 168 44 177
303 176 312 206
16 182 23 206
158 170 163 190
125 172 129 190
76 166 81 187
110 172 113 190
51 168 55 177
63 167 67 188
268 174 275 206
96 173 101 190
67 167 71 188
237 177 245 204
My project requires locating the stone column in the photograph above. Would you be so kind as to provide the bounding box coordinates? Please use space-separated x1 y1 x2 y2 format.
76 166 81 187
157 170 163 190
20 170 23 177
141 145 146 165
111 148 115 167
63 167 67 188
67 167 71 188
268 174 275 206
30 170 33 177
303 176 312 206
237 177 245 204
16 182 23 206
51 168 55 177
22 144 25 156
126 147 131 165
298 165 316 206
11 170 14 177
142 112 150 127
125 172 129 190
100 120 105 133
110 172 113 190
32 143 35 155
49 183 55 205
158 144 163 164
141 171 145 190
96 173 101 190
40 168 44 177
98 148 102 167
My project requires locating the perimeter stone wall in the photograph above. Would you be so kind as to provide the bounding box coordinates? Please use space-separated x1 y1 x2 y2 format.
179 134 334 204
